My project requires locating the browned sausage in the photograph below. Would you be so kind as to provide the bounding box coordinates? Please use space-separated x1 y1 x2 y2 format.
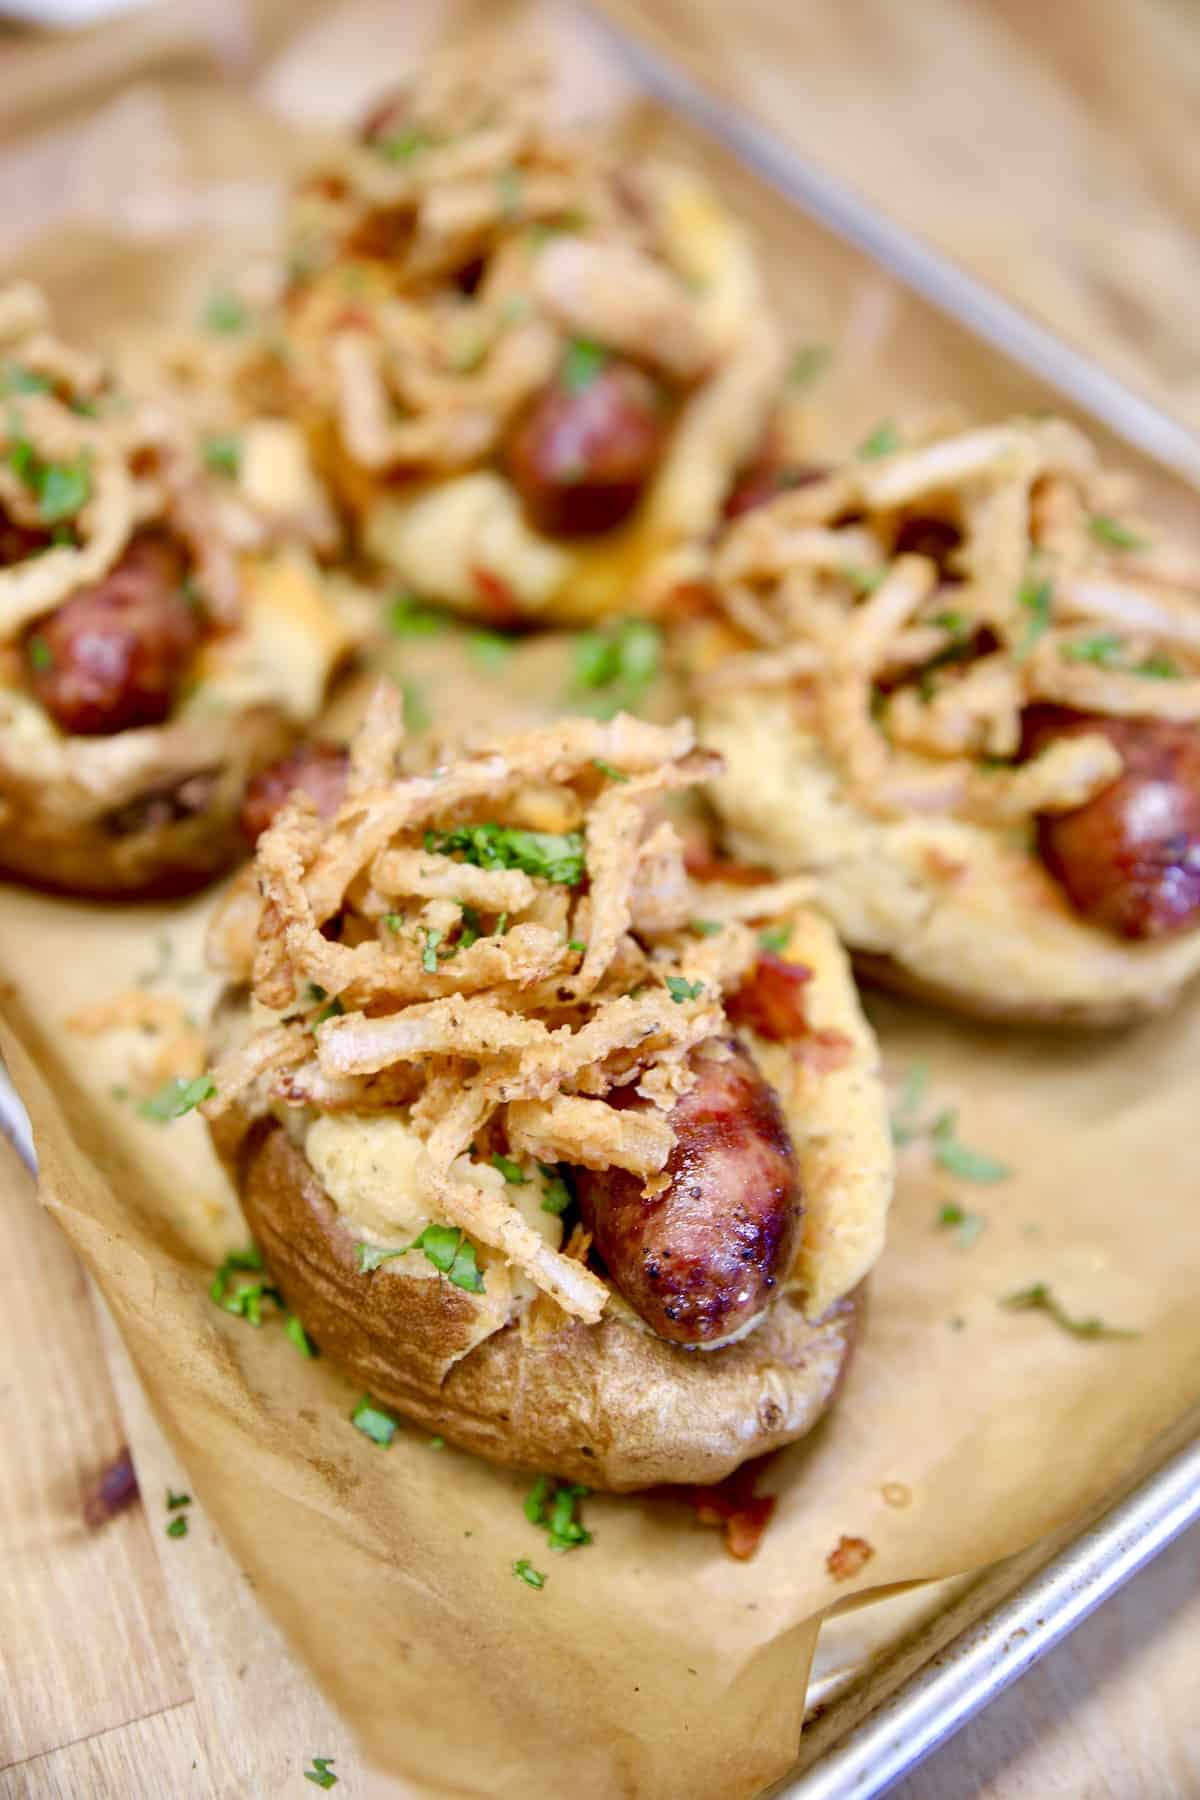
573 1038 801 1346
0 506 51 566
24 534 199 737
239 741 350 845
505 359 666 538
1023 705 1200 939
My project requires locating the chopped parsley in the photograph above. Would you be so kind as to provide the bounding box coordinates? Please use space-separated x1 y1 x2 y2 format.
592 757 629 782
758 923 792 955
571 617 662 717
789 343 832 387
421 926 444 973
840 563 885 595
285 1314 317 1357
26 634 53 671
401 679 431 732
383 912 405 934
7 425 92 523
312 996 345 1028
388 592 448 635
379 126 432 161
561 337 607 395
538 1163 573 1216
1137 653 1182 680
351 1396 398 1446
1061 635 1181 680
1000 1282 1139 1340
213 1272 282 1327
201 433 242 478
210 1245 264 1304
524 1474 592 1552
425 822 586 887
512 1558 546 1589
665 976 704 1004
932 609 968 636
1088 514 1148 551
691 919 724 938
428 1436 445 1450
303 1757 339 1790
357 1224 485 1293
459 904 482 950
937 1200 986 1249
495 911 509 936
4 363 52 395
856 420 900 460
566 938 586 953
931 1110 1011 1183
167 1489 191 1510
137 1073 215 1122
165 1515 188 1539
1014 572 1053 661
203 291 247 333
467 628 513 670
491 1153 527 1184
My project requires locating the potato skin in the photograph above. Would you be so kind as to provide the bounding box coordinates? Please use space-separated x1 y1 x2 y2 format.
220 1110 859 1493
0 703 296 899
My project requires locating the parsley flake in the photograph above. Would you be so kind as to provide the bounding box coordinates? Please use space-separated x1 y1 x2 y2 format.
425 822 586 886
137 1073 215 1122
388 592 447 636
1014 573 1053 661
1088 514 1148 551
285 1314 317 1357
422 926 444 973
203 291 247 333
165 1515 188 1539
3 363 52 395
840 563 885 595
592 757 629 781
537 1163 573 1216
496 167 523 216
856 420 900 460
665 975 704 1004
571 617 661 717
491 1153 527 1185
202 433 241 478
1000 1283 1139 1340
524 1474 592 1552
758 924 792 955
691 919 723 938
467 628 513 670
166 1489 191 1510
937 1201 986 1249
512 1558 546 1589
561 337 607 394
303 1757 338 1789
351 1397 398 1446
931 1111 1011 1183
379 127 431 162
789 344 832 387
357 1224 485 1293
26 634 53 671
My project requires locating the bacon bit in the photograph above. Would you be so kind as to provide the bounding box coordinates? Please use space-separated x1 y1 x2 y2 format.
470 563 522 624
682 841 773 888
657 1454 778 1560
827 1533 875 1582
727 952 813 1041
660 579 719 623
82 1445 139 1529
331 303 374 333
792 1027 854 1072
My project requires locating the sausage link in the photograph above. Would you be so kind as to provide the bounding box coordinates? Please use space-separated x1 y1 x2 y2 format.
24 534 199 736
573 1038 801 1346
1023 705 1200 939
505 359 666 538
239 741 350 845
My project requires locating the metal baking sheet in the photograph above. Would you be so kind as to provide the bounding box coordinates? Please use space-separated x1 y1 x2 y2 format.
584 10 1200 1793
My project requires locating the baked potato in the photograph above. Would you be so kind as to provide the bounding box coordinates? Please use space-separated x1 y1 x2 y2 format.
246 54 786 628
202 695 892 1490
0 283 365 897
683 414 1200 1024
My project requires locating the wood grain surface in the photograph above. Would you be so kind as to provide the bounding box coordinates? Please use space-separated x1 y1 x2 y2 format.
595 0 1200 438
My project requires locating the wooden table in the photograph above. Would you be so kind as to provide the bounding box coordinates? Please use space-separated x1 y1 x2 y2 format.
4 1 1200 1794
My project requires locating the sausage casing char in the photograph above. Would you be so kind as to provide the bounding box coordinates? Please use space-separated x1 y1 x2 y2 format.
1024 706 1200 939
574 1036 802 1346
505 359 667 538
23 533 200 736
238 741 350 845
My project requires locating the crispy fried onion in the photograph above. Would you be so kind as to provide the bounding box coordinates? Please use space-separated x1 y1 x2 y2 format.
702 413 1200 820
276 53 771 493
204 699 763 1321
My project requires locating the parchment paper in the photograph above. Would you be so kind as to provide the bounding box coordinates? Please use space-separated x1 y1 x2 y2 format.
4 4 1200 1796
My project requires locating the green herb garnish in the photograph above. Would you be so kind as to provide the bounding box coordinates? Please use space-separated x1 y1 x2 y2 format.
467 629 513 670
425 822 586 886
137 1073 215 1122
758 924 792 955
856 420 900 460
26 634 53 671
561 337 607 394
401 679 430 732
571 617 661 717
312 996 345 1028
202 433 241 478
388 592 448 635
351 1396 398 1446
891 1061 930 1145
491 1153 527 1185
422 926 444 973
524 1473 592 1552
1000 1283 1139 1340
665 976 704 1004
209 1245 263 1307
840 564 885 595
167 1489 191 1510
937 1200 986 1249
691 919 724 938
537 1163 573 1216
789 344 832 387
497 167 523 216
285 1314 316 1357
203 291 247 333
592 757 629 782
459 904 482 950
357 1224 485 1293
931 1110 1011 1183
165 1515 188 1539
379 126 431 162
1014 573 1053 661
512 1558 546 1589
303 1757 339 1789
3 363 51 395
1088 514 1148 551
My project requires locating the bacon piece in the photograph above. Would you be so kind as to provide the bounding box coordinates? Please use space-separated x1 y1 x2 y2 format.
726 951 813 1041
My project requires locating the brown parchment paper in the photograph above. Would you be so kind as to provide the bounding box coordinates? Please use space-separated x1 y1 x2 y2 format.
4 4 1200 1796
